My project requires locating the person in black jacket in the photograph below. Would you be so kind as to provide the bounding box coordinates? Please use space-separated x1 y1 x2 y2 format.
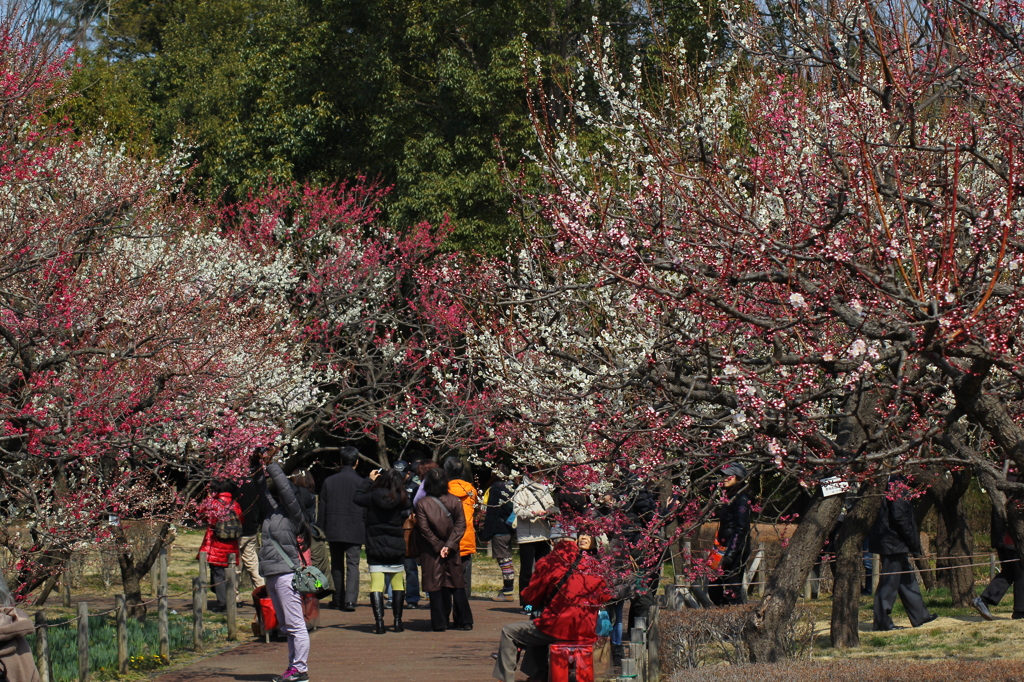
393 460 423 609
354 468 408 633
479 465 516 601
973 477 1023 620
318 447 366 610
870 475 936 630
709 463 752 606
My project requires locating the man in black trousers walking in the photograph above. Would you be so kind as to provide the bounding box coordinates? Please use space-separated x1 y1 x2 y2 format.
870 475 937 631
973 476 1023 620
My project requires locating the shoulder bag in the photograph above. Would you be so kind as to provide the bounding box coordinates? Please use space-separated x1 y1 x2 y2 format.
267 536 328 595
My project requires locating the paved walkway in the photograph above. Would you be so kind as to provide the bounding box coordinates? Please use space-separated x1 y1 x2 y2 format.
151 597 526 682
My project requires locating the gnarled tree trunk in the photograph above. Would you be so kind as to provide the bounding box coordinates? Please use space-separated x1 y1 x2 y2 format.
742 493 845 662
114 521 175 620
928 469 974 606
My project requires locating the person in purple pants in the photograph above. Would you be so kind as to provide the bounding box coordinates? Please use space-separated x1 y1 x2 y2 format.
256 460 311 682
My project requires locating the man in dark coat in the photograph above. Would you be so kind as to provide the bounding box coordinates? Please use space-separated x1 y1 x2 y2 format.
318 446 366 610
974 477 1023 620
870 475 936 630
709 463 752 606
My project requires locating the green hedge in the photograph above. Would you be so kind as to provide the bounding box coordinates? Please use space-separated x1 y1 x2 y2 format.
27 613 226 681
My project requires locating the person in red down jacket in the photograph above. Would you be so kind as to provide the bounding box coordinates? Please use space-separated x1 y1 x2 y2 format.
492 536 610 682
197 479 244 613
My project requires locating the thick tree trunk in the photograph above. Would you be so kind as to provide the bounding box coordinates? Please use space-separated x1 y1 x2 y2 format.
953 368 1024 565
746 385 880 658
743 493 845 662
830 481 881 647
932 471 974 605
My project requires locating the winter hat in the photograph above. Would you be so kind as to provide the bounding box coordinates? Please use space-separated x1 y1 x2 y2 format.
722 463 748 480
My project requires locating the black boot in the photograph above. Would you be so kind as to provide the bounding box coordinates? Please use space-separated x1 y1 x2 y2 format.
370 592 387 634
392 590 405 632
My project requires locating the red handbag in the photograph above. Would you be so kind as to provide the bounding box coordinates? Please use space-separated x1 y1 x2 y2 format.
708 541 726 571
549 642 595 682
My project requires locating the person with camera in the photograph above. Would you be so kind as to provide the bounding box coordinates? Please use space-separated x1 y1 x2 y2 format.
513 466 557 608
256 459 311 682
416 467 473 631
491 535 610 682
354 467 409 633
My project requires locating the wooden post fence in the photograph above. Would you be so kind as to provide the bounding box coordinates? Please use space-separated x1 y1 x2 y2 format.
34 610 50 682
62 572 71 609
77 602 89 682
991 553 998 579
744 543 765 598
871 553 881 593
193 577 204 652
115 595 128 675
227 553 238 641
158 547 169 661
198 551 208 595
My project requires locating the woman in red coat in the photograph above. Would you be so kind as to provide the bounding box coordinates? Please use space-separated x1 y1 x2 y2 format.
197 480 244 612
492 536 610 682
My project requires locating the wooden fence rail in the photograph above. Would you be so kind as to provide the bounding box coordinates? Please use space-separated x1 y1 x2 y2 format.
33 549 239 679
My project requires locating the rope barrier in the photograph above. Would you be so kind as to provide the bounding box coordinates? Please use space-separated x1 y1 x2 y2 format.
29 578 227 630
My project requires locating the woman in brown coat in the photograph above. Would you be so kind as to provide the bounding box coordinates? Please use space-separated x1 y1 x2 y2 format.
415 468 474 631
0 573 40 682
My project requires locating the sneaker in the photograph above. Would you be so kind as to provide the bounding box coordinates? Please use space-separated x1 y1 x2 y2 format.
494 591 513 602
271 668 299 682
973 597 995 621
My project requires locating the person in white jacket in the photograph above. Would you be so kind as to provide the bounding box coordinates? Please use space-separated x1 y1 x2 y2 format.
512 468 557 608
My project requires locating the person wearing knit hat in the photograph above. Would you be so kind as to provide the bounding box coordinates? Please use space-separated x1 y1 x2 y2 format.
709 463 752 606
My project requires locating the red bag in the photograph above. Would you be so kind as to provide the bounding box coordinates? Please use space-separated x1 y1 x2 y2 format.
549 642 595 682
708 541 726 571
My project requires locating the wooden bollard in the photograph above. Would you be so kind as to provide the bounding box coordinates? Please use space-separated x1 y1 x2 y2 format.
991 553 997 579
193 577 204 652
804 575 813 600
872 554 881 593
115 595 128 675
77 602 89 682
227 554 238 641
631 626 647 682
158 548 169 661
198 551 208 596
755 542 767 598
62 572 71 609
34 611 51 682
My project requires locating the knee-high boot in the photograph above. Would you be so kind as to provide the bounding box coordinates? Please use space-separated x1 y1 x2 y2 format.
392 590 405 632
370 592 387 634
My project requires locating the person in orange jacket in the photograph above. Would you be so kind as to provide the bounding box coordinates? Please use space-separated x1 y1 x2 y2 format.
445 457 478 625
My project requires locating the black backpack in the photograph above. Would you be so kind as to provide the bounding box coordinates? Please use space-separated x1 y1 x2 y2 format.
213 504 243 541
